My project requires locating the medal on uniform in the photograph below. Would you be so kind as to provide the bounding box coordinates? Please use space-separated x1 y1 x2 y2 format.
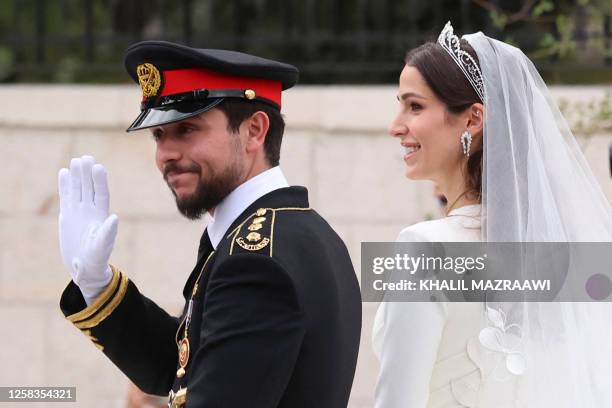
176 299 193 378
175 253 214 379
176 337 190 378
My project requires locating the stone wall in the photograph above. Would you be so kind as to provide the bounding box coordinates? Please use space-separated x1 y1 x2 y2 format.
0 85 610 407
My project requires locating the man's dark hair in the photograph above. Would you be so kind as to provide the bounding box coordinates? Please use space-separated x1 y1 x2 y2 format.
216 100 285 166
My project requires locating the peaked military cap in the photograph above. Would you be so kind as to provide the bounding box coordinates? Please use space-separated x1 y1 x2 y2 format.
124 40 299 132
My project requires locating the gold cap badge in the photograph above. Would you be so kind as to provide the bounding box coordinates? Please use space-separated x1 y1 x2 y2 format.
136 63 162 98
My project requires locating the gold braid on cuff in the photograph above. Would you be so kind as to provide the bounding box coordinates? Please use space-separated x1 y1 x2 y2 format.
66 265 129 330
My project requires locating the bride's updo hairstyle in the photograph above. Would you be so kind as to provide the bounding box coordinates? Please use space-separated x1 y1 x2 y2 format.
405 39 483 200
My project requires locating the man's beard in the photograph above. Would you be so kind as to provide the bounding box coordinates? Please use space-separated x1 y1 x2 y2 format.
165 160 243 220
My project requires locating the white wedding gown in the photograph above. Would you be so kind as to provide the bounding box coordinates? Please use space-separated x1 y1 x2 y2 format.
372 205 518 408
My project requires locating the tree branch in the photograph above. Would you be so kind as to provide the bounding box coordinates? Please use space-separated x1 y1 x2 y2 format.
471 0 542 25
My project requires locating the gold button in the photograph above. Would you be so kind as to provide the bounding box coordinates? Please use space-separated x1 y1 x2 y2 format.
244 89 256 100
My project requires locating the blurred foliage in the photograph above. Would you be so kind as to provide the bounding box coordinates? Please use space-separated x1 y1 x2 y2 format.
473 0 612 62
558 91 612 138
0 0 609 84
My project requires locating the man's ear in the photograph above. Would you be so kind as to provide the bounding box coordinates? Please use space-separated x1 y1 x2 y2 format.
245 111 270 153
467 103 484 137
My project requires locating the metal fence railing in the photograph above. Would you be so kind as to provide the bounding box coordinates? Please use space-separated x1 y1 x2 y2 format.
0 0 610 84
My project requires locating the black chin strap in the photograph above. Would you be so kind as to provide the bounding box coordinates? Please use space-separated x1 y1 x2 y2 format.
141 88 272 110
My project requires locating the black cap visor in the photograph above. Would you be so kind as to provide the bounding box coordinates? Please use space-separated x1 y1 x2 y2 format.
126 98 224 132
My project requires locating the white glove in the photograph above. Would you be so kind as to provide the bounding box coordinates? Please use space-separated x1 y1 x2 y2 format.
58 156 119 305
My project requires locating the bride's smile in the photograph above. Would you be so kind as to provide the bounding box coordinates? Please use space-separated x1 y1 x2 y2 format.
401 141 421 161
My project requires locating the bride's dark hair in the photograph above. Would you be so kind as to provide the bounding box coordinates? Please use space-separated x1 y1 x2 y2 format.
405 40 483 201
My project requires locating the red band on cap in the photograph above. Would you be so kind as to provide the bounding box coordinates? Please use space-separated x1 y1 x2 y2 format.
160 68 282 107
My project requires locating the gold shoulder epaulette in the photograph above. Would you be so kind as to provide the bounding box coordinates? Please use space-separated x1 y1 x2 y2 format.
226 206 311 257
228 208 273 256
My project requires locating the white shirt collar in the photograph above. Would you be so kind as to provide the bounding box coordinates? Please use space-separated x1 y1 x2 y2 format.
207 166 289 249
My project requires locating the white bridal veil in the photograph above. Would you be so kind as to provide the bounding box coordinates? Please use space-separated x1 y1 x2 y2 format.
459 30 612 406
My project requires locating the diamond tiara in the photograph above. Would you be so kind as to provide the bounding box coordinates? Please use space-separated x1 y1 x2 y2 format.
437 21 485 102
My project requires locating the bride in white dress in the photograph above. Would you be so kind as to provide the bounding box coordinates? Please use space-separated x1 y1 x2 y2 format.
373 22 612 407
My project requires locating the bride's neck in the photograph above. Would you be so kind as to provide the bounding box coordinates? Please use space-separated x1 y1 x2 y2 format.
437 171 480 214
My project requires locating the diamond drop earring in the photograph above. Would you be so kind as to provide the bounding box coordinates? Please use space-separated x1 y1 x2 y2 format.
460 130 472 157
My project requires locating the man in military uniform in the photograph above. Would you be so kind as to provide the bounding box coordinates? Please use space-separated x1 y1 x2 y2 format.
57 41 362 407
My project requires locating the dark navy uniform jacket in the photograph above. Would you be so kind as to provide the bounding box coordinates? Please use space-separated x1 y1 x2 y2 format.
60 186 362 407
